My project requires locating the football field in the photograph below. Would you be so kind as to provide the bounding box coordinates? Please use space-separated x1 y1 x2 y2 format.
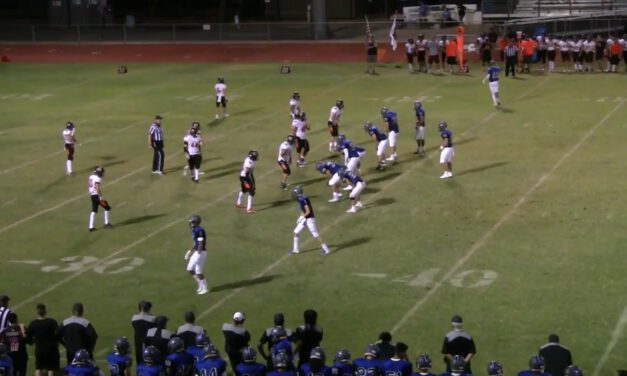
1 62 626 375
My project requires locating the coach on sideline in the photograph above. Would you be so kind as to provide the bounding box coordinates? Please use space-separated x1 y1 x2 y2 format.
148 115 165 175
56 303 98 365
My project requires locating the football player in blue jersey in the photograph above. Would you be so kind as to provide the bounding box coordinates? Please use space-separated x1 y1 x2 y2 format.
438 122 454 179
268 352 296 376
487 360 503 376
186 332 210 364
517 355 551 376
270 327 294 366
330 349 354 376
380 343 412 376
339 169 365 213
353 344 380 376
564 365 583 376
381 108 400 162
184 215 209 295
0 344 14 376
107 337 133 376
299 347 331 376
439 356 471 376
235 347 266 376
364 122 390 171
195 344 226 376
315 161 346 203
413 101 426 155
337 134 366 178
64 350 101 376
164 337 194 376
289 186 330 256
482 61 501 108
137 346 164 376
412 354 436 376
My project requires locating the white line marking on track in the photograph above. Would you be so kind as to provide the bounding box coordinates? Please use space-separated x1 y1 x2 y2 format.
352 273 388 278
390 99 625 335
592 304 627 376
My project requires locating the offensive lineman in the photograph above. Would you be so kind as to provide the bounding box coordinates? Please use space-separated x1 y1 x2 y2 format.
328 99 344 152
88 166 112 232
215 77 228 120
316 161 347 203
289 186 330 256
364 122 389 170
236 150 259 214
62 121 78 175
185 215 209 295
278 135 296 190
381 107 399 162
183 123 203 183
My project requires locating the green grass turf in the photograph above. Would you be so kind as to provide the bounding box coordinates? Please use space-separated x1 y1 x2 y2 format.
0 62 626 375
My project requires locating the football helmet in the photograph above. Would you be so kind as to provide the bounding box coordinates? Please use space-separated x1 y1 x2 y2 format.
189 215 202 228
143 346 161 365
291 186 304 201
114 337 130 355
66 121 75 129
565 365 583 376
248 150 259 161
315 161 326 173
336 99 344 109
167 337 184 354
416 353 432 370
364 344 379 358
286 135 296 145
273 351 289 368
487 360 503 376
451 355 466 373
72 349 91 365
300 112 307 120
309 347 326 361
94 166 105 177
529 355 545 372
292 91 300 100
191 122 200 132
189 127 198 136
438 121 448 131
334 348 351 363
242 346 257 362
217 76 225 83
381 107 389 117
363 122 374 133
203 343 219 358
271 326 287 342
195 332 210 347
414 100 422 109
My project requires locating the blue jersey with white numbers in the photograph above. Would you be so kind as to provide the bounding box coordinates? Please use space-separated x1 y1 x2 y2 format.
185 345 205 364
368 127 387 142
330 362 355 376
382 111 399 133
297 196 315 219
137 363 164 376
191 226 206 251
517 371 551 376
338 139 353 151
107 353 133 376
298 363 331 376
411 373 437 376
165 352 194 376
440 129 453 147
415 107 425 123
380 359 412 376
195 358 227 376
347 146 365 159
0 355 13 376
267 371 297 376
487 66 501 82
271 339 294 362
235 362 266 376
353 358 380 376
341 171 363 185
64 364 101 376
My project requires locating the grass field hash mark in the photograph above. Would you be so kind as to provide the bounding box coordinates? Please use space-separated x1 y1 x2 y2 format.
592 304 627 376
389 99 625 335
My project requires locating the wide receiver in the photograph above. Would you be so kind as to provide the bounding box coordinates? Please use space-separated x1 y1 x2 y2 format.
185 215 209 295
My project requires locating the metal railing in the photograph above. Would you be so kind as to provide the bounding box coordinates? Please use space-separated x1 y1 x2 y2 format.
498 10 627 35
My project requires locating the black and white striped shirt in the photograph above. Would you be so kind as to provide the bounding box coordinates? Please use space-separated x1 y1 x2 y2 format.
505 45 517 57
0 306 11 333
149 123 163 142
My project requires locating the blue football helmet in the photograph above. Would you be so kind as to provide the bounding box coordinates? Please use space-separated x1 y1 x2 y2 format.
273 351 289 368
203 343 219 359
438 121 448 131
451 355 466 373
195 332 210 347
291 186 303 201
416 353 432 370
364 344 379 358
0 343 6 356
381 107 389 117
114 337 130 355
414 100 422 109
189 215 201 228
242 346 257 362
143 346 161 365
315 161 327 173
167 337 184 354
72 349 92 365
310 347 326 362
487 360 504 376
334 348 351 363
565 365 583 376
529 355 545 371
271 326 287 342
363 122 374 133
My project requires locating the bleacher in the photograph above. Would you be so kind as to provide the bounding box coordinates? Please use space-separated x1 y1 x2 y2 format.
513 0 617 17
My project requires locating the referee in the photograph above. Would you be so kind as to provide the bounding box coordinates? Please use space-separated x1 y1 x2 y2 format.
504 40 518 77
0 295 11 334
148 115 165 175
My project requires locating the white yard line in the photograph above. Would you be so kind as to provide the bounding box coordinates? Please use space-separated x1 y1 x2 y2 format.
390 99 624 335
592 304 627 376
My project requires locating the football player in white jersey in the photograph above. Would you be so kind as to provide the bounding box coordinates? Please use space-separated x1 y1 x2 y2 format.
88 166 112 231
236 150 258 213
583 36 595 72
328 99 344 152
289 92 301 119
277 135 296 190
62 121 77 175
214 76 228 120
570 36 583 72
183 123 203 183
546 35 557 72
558 38 570 72
291 112 310 167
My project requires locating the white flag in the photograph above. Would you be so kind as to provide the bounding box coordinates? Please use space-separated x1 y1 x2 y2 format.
389 17 398 51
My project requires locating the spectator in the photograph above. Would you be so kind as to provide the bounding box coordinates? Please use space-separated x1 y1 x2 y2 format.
418 1 428 21
0 295 11 334
144 315 172 358
131 300 156 365
458 4 467 24
258 313 292 366
376 332 395 360
539 334 572 376
26 304 60 376
294 309 323 368
480 36 494 66
0 313 28 376
366 37 378 75
222 312 251 372
56 303 98 365
176 312 205 348
441 315 476 374
442 8 452 26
